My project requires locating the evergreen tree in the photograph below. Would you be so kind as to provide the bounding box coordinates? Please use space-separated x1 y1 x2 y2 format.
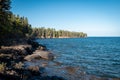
31 27 87 38
0 0 11 45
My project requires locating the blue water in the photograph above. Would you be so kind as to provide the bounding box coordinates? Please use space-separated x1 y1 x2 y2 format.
36 37 120 78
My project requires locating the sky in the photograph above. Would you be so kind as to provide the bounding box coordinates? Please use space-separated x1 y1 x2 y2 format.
11 0 120 37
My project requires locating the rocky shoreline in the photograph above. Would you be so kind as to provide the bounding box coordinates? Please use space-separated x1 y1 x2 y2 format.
0 39 120 80
0 38 66 80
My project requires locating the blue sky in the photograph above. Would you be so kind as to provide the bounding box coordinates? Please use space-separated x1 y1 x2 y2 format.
11 0 120 36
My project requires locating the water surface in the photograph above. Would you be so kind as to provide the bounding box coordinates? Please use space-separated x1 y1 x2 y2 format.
36 37 120 78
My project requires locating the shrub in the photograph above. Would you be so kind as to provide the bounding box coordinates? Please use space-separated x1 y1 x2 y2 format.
0 62 6 73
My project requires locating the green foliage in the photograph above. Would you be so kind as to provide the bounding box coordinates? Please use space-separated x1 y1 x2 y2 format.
31 27 87 38
0 0 11 37
9 13 32 38
0 0 86 46
0 0 32 46
0 62 6 72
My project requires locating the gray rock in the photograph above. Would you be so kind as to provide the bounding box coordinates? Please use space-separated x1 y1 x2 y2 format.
24 50 54 61
0 45 32 55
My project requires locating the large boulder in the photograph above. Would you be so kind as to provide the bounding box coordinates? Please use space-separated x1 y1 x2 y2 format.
24 50 54 61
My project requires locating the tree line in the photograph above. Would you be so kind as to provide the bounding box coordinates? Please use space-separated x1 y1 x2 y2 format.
0 0 32 45
31 27 87 38
0 0 87 46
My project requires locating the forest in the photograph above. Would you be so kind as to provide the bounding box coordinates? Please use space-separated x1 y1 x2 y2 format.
0 0 87 46
0 0 32 45
31 27 87 38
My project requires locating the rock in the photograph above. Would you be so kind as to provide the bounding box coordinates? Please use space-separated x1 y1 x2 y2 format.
14 62 24 69
0 45 32 55
27 39 48 51
37 45 47 51
39 76 66 80
6 70 17 75
1 45 31 50
0 73 21 80
39 76 52 80
25 66 43 76
24 54 40 61
55 62 62 66
0 54 12 58
64 66 78 74
27 39 39 48
24 50 54 61
27 66 39 71
51 76 66 80
42 62 48 67
33 50 54 60
23 70 32 79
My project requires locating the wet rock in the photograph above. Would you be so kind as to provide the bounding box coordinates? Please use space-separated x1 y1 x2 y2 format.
37 45 47 51
38 76 66 80
54 61 62 66
24 50 54 61
34 50 54 60
27 38 48 51
25 66 43 76
24 54 40 61
51 76 66 80
39 76 52 80
64 66 79 74
0 39 67 80
27 66 40 72
22 70 32 79
42 62 48 67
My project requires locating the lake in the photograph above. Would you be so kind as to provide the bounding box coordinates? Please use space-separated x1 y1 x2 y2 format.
36 37 120 78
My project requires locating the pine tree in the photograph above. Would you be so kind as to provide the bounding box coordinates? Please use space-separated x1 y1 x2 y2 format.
0 0 11 41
